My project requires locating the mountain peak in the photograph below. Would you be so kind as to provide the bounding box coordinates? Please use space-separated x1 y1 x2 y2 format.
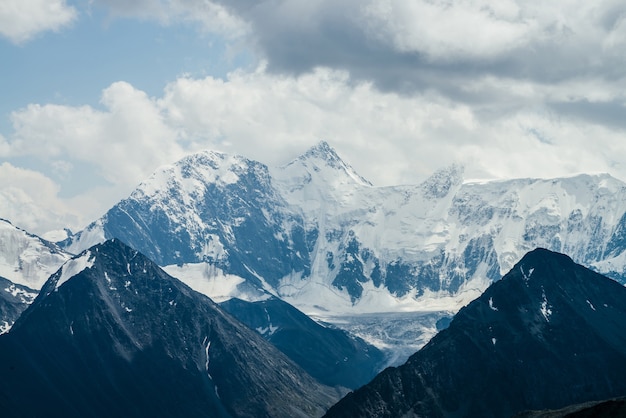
506 247 578 286
326 250 626 417
4 239 339 417
36 239 145 303
281 141 372 186
420 163 464 198
302 140 341 162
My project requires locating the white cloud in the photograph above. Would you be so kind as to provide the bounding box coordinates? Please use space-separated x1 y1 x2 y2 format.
8 81 185 188
361 0 535 61
0 163 80 235
0 0 76 44
3 68 626 235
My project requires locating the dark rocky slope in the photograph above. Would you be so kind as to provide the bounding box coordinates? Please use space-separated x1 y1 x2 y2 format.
0 239 339 417
325 249 626 417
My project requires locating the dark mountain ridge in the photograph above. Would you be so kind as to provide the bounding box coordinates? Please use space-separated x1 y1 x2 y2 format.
325 248 626 417
220 296 385 389
0 239 339 417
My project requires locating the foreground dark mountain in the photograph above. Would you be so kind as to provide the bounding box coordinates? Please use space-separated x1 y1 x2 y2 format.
0 239 339 417
516 397 626 418
221 296 384 389
325 249 626 418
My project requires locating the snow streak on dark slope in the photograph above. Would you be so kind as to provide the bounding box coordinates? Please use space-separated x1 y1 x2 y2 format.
220 296 385 389
0 239 339 418
325 249 626 418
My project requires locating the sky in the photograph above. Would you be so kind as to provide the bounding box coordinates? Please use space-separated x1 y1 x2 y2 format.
1 0 626 237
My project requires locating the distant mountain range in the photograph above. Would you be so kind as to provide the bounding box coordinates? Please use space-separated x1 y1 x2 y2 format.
325 249 626 417
59 141 626 318
4 142 626 360
0 239 340 417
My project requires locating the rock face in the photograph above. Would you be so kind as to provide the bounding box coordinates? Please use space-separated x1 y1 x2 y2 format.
220 296 385 389
0 239 339 418
61 143 626 315
324 249 626 418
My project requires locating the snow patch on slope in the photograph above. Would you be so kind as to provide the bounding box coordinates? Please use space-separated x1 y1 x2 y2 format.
65 219 106 255
3 283 37 304
55 251 95 290
163 263 270 303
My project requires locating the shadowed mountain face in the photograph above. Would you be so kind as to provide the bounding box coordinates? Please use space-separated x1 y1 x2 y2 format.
220 296 385 389
325 249 626 418
0 239 339 418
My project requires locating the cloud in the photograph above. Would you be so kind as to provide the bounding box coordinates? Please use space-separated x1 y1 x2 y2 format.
192 0 626 128
0 163 80 235
87 0 626 131
4 68 626 234
361 0 534 61
0 0 76 43
95 0 248 38
8 81 185 188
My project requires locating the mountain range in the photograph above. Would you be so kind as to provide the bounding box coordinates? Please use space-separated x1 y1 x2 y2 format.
62 142 626 316
2 142 626 415
46 141 626 359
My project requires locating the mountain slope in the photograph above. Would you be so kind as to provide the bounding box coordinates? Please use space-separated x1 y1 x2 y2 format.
324 249 626 418
0 218 71 289
220 296 384 389
0 239 339 417
64 150 311 297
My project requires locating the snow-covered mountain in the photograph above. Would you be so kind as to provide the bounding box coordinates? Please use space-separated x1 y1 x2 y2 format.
325 249 626 417
63 142 626 321
0 239 340 417
0 218 71 289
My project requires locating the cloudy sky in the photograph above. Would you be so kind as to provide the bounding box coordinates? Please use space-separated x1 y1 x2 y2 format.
2 0 626 236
